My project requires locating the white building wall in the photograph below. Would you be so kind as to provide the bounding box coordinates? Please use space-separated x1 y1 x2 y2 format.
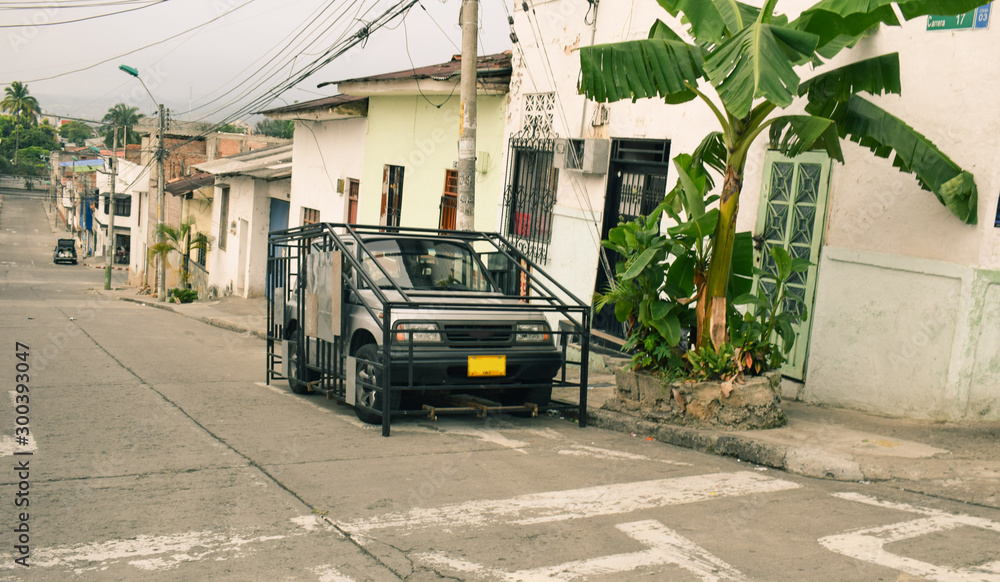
288 118 367 227
207 176 286 298
507 0 1000 419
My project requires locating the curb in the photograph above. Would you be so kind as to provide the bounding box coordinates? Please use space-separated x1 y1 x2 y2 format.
586 407 867 483
117 296 268 340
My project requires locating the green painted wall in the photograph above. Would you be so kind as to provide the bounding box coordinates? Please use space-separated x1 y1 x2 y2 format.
357 94 508 232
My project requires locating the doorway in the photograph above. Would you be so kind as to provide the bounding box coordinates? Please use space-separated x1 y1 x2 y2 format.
753 150 832 380
592 139 671 346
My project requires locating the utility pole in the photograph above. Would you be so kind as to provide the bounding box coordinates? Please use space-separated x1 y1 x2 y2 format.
456 0 478 231
104 128 118 290
156 103 166 302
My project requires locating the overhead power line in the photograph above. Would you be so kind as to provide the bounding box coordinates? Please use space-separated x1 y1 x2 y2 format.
165 0 421 152
0 0 169 27
5 0 257 84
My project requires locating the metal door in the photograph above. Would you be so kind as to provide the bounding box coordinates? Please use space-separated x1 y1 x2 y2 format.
754 150 832 380
593 140 670 343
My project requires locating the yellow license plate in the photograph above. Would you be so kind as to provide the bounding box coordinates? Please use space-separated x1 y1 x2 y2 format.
468 355 506 377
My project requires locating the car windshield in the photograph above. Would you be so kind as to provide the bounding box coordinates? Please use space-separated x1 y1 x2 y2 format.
360 238 496 292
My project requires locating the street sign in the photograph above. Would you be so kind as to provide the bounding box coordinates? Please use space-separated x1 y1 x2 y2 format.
927 2 992 30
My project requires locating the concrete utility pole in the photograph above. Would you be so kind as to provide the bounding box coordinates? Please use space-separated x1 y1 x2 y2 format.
104 129 118 290
456 0 478 231
156 103 166 302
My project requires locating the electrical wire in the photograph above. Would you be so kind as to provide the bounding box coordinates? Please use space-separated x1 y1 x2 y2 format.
185 0 369 117
160 0 421 155
0 0 169 28
4 0 257 84
402 8 458 109
518 0 610 281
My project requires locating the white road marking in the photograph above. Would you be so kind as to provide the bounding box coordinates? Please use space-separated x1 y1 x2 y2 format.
0 515 329 573
558 444 692 466
418 519 750 581
821 493 1000 581
342 472 800 535
442 427 529 451
313 565 358 581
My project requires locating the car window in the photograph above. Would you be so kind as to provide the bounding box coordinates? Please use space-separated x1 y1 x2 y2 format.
360 239 496 292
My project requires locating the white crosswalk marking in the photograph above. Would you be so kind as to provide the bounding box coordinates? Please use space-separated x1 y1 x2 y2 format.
418 520 750 581
342 471 800 534
821 493 1000 581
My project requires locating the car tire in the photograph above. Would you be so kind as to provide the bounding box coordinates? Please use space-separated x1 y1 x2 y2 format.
287 341 318 395
353 343 400 425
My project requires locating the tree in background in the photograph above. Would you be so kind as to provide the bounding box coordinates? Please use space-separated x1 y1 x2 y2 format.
1 81 40 164
0 116 57 175
254 118 294 139
580 0 980 356
59 121 93 145
216 122 248 134
101 103 144 147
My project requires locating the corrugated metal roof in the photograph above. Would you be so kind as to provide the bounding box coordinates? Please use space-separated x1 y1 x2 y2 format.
317 52 512 88
259 94 367 116
193 143 293 180
165 172 214 195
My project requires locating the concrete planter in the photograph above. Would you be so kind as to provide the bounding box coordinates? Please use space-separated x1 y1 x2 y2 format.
603 368 786 430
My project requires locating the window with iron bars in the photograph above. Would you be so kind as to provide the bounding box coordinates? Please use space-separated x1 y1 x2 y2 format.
500 134 558 263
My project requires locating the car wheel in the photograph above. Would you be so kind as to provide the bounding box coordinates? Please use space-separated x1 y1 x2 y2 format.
354 344 400 425
287 342 318 395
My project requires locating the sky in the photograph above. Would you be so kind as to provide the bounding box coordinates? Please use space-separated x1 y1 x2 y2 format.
0 0 511 127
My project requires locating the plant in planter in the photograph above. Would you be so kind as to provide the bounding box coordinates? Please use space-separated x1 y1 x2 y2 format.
595 151 810 427
583 0 981 427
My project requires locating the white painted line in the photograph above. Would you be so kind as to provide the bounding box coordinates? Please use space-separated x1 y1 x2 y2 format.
419 519 750 581
2 516 331 573
821 493 1000 581
312 564 357 581
342 472 800 535
558 444 692 466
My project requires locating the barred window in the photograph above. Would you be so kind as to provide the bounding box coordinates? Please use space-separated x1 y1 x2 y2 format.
302 207 320 225
500 134 557 263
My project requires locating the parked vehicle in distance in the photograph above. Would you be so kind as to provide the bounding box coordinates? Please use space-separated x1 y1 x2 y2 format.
53 238 77 264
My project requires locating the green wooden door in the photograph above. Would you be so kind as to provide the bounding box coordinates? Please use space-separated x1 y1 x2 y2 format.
754 151 832 381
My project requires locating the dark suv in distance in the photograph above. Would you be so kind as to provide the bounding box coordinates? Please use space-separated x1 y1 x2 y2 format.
53 238 77 264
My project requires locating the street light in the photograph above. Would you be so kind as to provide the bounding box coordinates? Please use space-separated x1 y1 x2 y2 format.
120 64 167 301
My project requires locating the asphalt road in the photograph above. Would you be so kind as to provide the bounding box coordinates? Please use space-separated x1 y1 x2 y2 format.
2 194 999 581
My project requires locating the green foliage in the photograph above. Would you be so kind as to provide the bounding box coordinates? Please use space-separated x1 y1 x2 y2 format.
216 122 248 134
731 246 812 374
148 217 213 288
596 147 813 382
169 288 199 303
101 103 144 147
254 118 294 139
686 343 738 382
59 121 93 144
1 82 39 123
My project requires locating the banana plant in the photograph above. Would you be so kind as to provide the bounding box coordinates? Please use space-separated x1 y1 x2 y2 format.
580 0 981 351
595 141 752 370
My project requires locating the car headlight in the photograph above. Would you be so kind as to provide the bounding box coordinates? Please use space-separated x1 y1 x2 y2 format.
516 322 551 343
394 322 441 343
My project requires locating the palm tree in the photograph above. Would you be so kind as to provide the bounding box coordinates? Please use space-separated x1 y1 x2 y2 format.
1 81 40 164
101 103 144 149
579 0 980 351
147 217 212 291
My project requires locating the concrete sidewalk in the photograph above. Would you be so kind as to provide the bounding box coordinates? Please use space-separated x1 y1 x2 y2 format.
92 279 1000 509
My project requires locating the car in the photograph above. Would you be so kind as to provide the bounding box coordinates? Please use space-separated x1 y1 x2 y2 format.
269 225 590 430
53 239 77 264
